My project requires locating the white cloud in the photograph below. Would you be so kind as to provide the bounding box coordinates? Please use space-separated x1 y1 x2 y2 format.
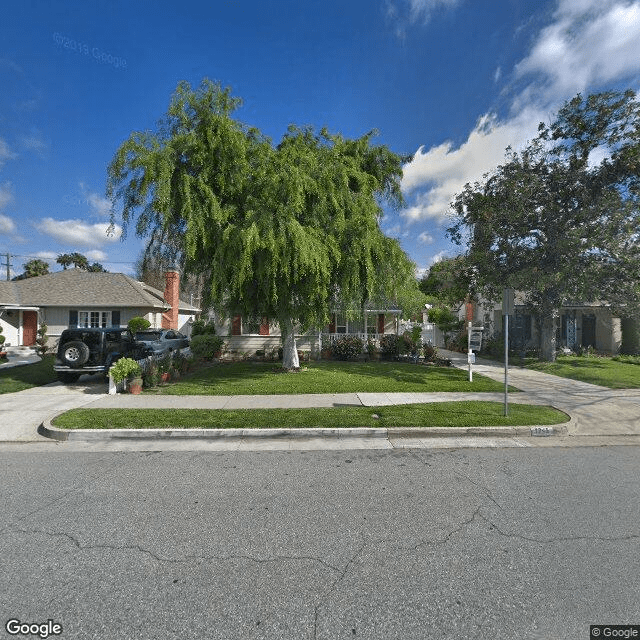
428 250 448 265
34 218 122 247
515 0 640 104
400 0 640 224
0 181 13 211
0 138 16 169
80 183 112 218
418 231 434 244
21 134 48 153
34 251 57 261
387 0 462 36
401 109 543 221
85 249 108 261
0 213 16 234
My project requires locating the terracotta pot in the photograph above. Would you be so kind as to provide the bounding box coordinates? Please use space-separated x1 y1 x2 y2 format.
128 377 143 394
161 372 170 383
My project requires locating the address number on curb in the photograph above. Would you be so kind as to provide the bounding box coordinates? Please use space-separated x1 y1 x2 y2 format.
530 426 554 437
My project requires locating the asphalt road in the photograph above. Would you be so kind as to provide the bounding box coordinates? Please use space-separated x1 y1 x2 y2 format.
1 446 638 640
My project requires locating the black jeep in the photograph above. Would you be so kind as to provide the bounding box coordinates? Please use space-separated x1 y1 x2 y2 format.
54 327 151 383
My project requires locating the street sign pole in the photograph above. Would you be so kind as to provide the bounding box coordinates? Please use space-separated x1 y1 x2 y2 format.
504 312 509 416
502 288 514 417
467 322 472 382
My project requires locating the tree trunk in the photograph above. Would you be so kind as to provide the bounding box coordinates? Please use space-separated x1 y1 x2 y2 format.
539 309 559 362
280 317 300 370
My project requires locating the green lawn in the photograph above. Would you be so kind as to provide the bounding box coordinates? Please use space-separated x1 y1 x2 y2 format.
0 356 57 394
52 401 568 430
160 361 514 395
526 355 640 389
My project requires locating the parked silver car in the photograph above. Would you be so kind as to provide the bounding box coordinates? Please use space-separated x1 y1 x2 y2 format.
134 329 189 355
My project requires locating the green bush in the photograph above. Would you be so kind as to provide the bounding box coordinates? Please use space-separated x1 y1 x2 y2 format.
192 319 217 337
128 316 151 334
190 334 225 360
109 357 142 383
423 343 438 362
35 323 49 358
380 334 400 359
621 317 640 355
331 335 364 360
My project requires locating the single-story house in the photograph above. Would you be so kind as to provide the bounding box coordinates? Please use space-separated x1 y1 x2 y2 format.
0 268 199 349
208 307 405 358
461 297 623 354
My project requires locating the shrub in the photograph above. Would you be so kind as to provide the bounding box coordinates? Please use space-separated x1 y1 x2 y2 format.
35 323 49 358
423 342 438 362
128 316 151 334
142 362 160 388
109 357 142 383
380 334 400 359
331 335 364 360
192 319 217 337
190 334 225 360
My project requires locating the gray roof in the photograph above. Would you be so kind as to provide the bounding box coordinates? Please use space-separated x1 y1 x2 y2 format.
0 269 200 312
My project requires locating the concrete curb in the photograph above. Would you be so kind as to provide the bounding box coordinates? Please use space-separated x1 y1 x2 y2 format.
39 416 569 442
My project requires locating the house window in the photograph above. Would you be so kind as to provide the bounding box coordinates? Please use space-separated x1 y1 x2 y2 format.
78 311 112 328
334 313 347 334
238 317 270 335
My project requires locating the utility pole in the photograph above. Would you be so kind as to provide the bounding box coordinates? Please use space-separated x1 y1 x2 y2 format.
1 253 11 281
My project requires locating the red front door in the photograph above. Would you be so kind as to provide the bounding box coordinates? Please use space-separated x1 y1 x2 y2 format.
22 311 38 346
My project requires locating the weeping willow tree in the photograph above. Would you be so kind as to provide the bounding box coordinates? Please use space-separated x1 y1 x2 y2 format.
107 79 416 368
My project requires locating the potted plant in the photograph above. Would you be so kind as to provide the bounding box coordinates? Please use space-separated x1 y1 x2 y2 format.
109 357 143 393
157 354 172 383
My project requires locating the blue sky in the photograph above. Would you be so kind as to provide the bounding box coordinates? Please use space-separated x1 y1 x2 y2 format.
2 0 640 279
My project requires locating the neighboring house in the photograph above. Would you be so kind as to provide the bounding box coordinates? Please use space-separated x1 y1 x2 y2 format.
0 268 199 348
461 297 623 354
209 307 405 357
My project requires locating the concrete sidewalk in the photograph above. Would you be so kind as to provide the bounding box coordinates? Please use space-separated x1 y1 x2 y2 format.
1 351 638 448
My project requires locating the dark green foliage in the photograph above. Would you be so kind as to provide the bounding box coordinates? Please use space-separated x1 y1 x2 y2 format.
57 252 90 270
142 362 161 388
379 334 400 359
107 79 416 369
128 316 151 334
190 334 225 360
419 256 471 306
18 259 50 279
450 89 640 361
330 335 364 360
191 319 216 336
423 343 438 362
35 323 48 358
621 317 640 355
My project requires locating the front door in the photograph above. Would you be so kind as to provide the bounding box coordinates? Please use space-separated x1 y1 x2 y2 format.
22 310 38 346
581 314 596 348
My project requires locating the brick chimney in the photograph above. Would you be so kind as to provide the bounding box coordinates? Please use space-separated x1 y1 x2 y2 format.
161 268 180 329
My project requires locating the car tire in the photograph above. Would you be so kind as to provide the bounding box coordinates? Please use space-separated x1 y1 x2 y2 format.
60 340 90 366
57 372 81 383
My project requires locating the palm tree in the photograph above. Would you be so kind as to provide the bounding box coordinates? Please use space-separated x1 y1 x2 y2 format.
56 253 74 270
22 259 50 278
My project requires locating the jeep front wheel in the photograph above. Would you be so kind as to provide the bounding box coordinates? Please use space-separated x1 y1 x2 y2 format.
60 341 90 366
